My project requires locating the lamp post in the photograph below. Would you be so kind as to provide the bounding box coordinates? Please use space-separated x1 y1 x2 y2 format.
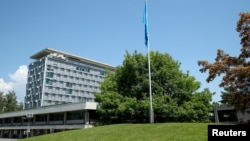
26 113 33 138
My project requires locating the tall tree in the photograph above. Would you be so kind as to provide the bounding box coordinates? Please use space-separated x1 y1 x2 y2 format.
0 91 24 113
0 91 5 113
95 51 213 123
198 12 250 114
3 90 19 112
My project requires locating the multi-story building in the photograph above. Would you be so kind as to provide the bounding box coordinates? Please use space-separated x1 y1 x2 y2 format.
24 48 115 109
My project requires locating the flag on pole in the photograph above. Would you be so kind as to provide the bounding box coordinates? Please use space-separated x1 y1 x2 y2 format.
143 0 149 47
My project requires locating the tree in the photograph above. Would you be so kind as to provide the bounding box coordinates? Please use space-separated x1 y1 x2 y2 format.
198 12 250 114
4 90 19 112
95 50 213 123
0 91 5 113
0 90 23 113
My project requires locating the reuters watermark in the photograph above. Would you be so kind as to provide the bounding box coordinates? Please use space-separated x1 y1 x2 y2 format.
208 124 249 141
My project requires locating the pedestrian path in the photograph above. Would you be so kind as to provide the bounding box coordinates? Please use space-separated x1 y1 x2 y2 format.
0 138 17 141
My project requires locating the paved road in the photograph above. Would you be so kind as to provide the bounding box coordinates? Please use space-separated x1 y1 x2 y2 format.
0 139 18 141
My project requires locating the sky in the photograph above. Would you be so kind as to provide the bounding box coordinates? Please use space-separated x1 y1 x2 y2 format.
0 0 249 103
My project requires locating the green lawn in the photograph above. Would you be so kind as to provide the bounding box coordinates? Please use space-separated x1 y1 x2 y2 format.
18 123 212 141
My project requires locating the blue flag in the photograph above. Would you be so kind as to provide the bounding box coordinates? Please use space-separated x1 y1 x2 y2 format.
143 0 149 47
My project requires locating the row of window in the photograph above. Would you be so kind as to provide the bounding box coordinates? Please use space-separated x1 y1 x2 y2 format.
44 93 92 99
29 58 46 69
45 79 99 89
47 57 107 77
25 93 41 102
46 67 104 81
26 86 42 95
42 98 94 106
45 73 101 85
43 86 98 95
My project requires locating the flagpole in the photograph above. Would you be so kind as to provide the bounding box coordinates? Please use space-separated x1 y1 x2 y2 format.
144 0 154 123
147 38 154 124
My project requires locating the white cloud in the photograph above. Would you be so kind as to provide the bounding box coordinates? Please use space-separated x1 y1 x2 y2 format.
9 65 28 82
0 65 28 102
0 79 12 92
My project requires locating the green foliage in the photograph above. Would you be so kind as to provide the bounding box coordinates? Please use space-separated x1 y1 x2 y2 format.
95 50 213 123
0 92 5 113
0 90 23 113
181 89 214 122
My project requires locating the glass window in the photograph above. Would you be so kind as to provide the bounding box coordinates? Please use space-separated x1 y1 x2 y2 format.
46 79 53 85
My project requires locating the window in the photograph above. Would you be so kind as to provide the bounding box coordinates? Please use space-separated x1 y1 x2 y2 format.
67 111 83 120
47 65 53 71
65 89 72 94
46 79 53 85
46 72 54 78
66 82 72 88
50 113 63 121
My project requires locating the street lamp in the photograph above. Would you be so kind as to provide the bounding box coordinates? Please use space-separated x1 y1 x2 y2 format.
26 113 33 138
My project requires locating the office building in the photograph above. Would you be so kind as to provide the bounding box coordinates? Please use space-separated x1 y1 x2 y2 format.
24 48 115 109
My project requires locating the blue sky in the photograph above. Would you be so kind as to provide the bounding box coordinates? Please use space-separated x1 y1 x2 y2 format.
0 0 249 102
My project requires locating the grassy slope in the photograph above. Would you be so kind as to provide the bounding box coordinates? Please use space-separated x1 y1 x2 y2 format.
19 123 210 141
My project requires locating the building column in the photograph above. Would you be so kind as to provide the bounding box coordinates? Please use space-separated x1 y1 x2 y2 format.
85 110 89 125
9 130 13 138
30 129 34 137
63 112 67 125
50 128 54 133
0 130 3 138
19 130 24 139
47 114 50 125
33 115 36 125
43 129 48 135
214 105 219 123
13 130 17 138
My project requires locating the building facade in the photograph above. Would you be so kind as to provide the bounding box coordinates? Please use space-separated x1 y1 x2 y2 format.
24 48 115 109
0 102 98 139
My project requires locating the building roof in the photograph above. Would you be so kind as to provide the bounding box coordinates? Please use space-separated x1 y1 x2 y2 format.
0 102 97 118
30 48 116 71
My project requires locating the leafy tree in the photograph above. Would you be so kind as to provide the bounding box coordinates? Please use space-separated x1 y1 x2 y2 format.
0 90 23 113
180 88 214 122
198 13 250 113
0 91 5 113
4 90 19 112
95 51 213 123
16 102 24 111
